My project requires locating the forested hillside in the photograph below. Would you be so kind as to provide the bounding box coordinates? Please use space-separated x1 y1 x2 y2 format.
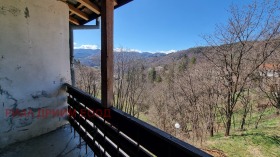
74 1 280 156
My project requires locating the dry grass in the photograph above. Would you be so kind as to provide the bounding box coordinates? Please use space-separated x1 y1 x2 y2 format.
205 108 280 157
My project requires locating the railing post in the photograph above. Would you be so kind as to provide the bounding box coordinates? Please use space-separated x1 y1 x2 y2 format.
101 0 114 108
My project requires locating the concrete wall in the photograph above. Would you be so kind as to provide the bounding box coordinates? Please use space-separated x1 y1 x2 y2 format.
0 0 70 148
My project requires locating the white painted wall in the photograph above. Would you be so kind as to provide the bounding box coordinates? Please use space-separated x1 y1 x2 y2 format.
0 0 70 148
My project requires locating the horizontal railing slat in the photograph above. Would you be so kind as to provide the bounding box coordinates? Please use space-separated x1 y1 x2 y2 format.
68 101 122 157
68 116 104 157
109 108 210 157
68 96 152 157
64 83 212 157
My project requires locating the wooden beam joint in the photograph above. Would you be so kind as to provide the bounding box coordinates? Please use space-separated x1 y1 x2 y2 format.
68 4 89 21
69 16 80 25
77 0 100 14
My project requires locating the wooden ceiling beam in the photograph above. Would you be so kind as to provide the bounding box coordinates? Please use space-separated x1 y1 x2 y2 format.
71 3 84 15
77 0 100 14
69 16 80 25
68 4 89 21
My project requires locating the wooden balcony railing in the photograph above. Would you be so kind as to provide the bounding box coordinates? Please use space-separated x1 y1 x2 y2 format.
64 83 212 157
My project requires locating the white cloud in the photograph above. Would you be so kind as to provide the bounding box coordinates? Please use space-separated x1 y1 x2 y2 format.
158 50 177 54
73 45 177 54
114 48 122 52
114 48 177 54
114 48 142 53
129 49 142 53
74 44 99 49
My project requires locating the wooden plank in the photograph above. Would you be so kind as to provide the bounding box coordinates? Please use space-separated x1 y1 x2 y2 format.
87 115 153 157
69 16 79 25
70 112 121 156
64 83 212 157
77 0 100 14
101 0 114 108
108 108 213 157
68 117 104 157
68 96 152 157
66 86 103 110
70 4 84 15
68 4 89 21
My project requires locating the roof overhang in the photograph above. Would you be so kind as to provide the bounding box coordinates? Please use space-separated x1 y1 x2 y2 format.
63 0 132 25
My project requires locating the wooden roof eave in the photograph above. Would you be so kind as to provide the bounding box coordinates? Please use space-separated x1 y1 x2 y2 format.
67 0 132 26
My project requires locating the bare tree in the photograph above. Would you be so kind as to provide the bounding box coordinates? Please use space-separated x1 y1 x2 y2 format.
150 84 173 133
114 50 148 117
203 0 280 136
239 88 253 130
75 62 100 97
199 62 221 137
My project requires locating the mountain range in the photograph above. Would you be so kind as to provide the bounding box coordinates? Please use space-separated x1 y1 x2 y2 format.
74 49 168 67
74 47 206 67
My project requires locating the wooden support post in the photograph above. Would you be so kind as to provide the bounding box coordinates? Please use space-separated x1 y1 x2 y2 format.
101 0 114 108
69 25 75 87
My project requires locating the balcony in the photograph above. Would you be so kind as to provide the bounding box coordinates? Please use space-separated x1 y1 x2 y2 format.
0 0 211 156
0 84 211 157
64 83 212 157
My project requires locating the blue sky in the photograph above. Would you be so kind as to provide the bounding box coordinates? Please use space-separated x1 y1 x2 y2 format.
74 0 253 53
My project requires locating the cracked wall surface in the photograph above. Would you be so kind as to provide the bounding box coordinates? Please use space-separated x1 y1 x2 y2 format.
0 0 70 148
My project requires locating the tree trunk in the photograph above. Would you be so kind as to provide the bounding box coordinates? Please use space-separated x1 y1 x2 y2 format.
225 116 231 136
255 108 266 129
209 125 214 137
240 113 247 130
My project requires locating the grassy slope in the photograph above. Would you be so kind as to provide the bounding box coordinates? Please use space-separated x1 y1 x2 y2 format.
205 107 280 157
139 104 280 157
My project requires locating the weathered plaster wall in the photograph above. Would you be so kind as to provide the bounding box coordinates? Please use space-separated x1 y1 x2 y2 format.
0 0 70 148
